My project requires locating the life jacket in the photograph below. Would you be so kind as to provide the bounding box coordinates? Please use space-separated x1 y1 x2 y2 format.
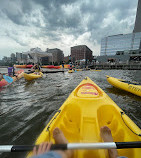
8 67 13 76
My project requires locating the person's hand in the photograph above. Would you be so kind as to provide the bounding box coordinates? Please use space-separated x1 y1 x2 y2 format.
33 142 52 156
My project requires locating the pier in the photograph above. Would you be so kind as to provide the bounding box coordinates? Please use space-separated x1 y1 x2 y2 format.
89 63 141 70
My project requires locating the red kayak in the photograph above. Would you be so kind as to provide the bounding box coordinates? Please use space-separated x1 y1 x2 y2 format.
26 65 33 68
0 69 24 88
53 66 61 69
42 65 60 69
0 79 8 87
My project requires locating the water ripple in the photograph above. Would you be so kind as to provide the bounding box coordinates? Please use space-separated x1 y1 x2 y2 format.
0 69 141 158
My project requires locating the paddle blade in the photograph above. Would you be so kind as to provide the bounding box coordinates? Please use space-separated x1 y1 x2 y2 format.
3 75 13 83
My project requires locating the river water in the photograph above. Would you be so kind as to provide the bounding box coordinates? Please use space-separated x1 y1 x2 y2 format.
0 68 141 158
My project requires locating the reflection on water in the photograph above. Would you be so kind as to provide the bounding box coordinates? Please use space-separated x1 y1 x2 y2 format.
0 69 141 158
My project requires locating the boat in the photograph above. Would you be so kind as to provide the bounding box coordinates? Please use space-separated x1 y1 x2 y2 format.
26 65 33 68
24 72 43 81
42 65 61 69
60 64 72 69
106 76 141 97
0 79 8 87
14 65 27 68
68 69 74 73
53 66 61 69
76 69 83 71
0 69 24 88
27 77 141 158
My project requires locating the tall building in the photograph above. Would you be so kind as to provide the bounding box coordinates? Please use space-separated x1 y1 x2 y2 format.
16 52 23 63
46 48 64 64
27 47 48 64
100 0 141 56
71 45 93 62
10 53 16 62
133 0 141 33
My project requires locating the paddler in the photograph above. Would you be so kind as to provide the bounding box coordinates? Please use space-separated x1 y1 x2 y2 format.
31 63 41 74
62 61 65 69
8 65 17 77
8 67 13 76
69 62 72 70
31 126 126 158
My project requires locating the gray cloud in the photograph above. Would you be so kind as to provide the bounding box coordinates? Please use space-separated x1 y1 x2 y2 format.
0 0 138 56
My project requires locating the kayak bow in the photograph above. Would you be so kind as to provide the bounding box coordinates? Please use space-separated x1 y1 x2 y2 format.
106 76 141 97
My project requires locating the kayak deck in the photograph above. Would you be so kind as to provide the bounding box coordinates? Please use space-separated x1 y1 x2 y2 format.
27 77 141 158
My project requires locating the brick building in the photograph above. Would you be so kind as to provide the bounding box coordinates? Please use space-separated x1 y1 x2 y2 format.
71 45 93 62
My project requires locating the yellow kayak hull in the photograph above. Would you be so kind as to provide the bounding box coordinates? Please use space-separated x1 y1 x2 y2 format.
27 77 141 158
68 69 74 73
106 76 141 97
24 72 43 81
76 69 83 71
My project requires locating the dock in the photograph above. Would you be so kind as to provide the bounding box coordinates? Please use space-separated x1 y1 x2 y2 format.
42 70 64 73
89 63 141 70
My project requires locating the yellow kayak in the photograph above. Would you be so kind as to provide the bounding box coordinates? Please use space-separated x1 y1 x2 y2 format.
76 69 83 71
27 77 141 158
68 69 74 73
24 72 43 81
106 76 141 97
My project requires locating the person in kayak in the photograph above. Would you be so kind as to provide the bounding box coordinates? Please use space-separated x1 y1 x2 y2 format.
32 127 73 158
7 65 18 78
69 62 72 70
31 64 41 74
31 126 127 158
62 61 65 69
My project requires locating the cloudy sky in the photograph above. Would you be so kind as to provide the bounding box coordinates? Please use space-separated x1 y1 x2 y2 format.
0 0 138 59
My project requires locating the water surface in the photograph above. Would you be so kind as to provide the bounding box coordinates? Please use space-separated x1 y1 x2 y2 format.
0 69 141 158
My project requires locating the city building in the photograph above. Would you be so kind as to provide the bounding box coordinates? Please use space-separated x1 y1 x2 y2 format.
100 0 141 63
71 45 93 63
16 52 23 64
24 47 49 64
133 0 141 33
97 49 141 63
2 56 11 63
46 48 64 64
40 53 53 65
22 54 28 64
10 53 16 62
100 32 141 56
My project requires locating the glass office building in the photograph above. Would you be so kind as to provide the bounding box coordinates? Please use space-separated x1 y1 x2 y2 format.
100 32 141 56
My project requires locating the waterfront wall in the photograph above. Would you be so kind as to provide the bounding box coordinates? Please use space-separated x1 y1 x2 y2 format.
89 63 141 70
